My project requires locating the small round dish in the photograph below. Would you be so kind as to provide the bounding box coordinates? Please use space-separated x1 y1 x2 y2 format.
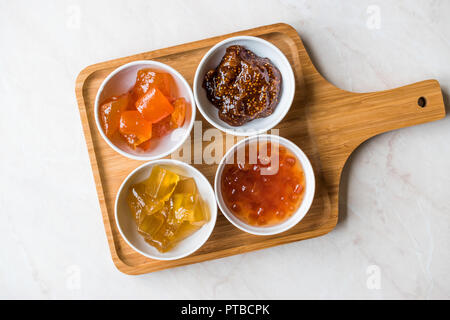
115 159 217 260
94 60 196 160
214 134 315 236
193 36 295 136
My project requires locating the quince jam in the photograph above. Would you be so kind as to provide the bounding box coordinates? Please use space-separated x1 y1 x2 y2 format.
127 165 209 252
221 141 305 227
203 45 282 126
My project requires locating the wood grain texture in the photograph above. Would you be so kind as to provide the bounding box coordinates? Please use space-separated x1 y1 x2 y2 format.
75 23 446 275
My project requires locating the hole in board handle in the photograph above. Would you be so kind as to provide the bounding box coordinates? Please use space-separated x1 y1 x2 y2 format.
418 97 427 108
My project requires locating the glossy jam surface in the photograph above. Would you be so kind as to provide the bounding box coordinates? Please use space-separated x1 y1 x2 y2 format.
203 45 282 126
221 142 305 227
133 69 175 101
127 166 209 252
119 111 152 148
136 87 174 123
99 68 187 151
99 93 129 138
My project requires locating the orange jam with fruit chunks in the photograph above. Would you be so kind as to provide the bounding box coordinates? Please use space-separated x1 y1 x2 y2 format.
171 98 187 128
136 87 174 123
133 68 175 101
119 111 152 148
221 142 305 227
127 165 209 252
99 68 187 151
99 93 129 138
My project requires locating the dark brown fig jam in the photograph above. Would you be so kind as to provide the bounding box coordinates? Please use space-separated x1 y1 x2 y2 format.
203 45 282 126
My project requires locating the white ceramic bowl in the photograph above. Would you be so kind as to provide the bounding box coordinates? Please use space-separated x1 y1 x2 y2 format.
193 36 295 136
215 134 315 236
115 159 217 260
95 60 196 160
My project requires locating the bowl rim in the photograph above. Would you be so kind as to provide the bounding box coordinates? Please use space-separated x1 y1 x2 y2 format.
94 60 196 161
114 159 218 260
193 35 296 136
214 134 316 236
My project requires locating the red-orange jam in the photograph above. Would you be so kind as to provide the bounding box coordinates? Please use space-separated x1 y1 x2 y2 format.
221 142 305 227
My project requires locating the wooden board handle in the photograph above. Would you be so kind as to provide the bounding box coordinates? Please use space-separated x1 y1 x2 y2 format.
313 79 446 187
358 80 445 136
327 80 446 155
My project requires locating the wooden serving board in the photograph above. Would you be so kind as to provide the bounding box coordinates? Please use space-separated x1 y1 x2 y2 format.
75 23 446 275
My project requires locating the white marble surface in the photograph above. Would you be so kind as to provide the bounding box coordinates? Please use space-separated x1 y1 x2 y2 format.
1 0 449 299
